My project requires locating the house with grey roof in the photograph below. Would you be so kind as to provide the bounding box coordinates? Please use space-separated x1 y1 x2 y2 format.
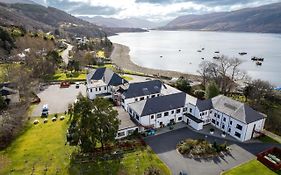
86 68 128 100
127 92 201 130
0 83 20 104
121 80 164 111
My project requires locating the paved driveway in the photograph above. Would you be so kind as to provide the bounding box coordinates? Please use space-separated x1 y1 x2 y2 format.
31 84 86 117
144 127 280 175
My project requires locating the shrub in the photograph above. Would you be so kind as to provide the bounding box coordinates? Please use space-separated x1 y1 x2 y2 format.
194 90 205 99
144 166 161 175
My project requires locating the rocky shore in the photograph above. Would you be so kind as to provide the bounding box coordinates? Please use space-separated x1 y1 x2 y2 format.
110 43 201 81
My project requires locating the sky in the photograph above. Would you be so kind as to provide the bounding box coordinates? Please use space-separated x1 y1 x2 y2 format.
33 0 281 22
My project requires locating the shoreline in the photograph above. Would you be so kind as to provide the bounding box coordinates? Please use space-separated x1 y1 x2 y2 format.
110 43 201 81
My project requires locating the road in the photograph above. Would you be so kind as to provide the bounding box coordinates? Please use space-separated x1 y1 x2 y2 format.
61 42 73 65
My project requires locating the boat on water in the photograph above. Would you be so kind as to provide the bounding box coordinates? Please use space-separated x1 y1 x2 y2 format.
179 49 181 52
202 48 205 50
213 56 220 59
251 56 264 61
160 55 163 58
239 52 247 55
256 61 262 66
214 51 220 54
197 50 202 52
201 58 205 60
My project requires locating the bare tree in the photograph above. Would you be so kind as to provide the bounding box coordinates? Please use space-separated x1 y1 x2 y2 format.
198 55 245 94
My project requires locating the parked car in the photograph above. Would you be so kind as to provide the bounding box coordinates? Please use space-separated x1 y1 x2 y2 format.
179 171 187 175
41 104 49 118
75 82 80 89
145 129 156 136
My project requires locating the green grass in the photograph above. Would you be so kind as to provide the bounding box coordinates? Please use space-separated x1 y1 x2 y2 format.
121 75 133 81
0 115 171 175
258 135 280 144
69 147 171 175
50 71 86 81
0 115 74 175
222 159 278 175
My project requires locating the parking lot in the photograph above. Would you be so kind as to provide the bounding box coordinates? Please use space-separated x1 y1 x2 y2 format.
31 83 86 117
144 127 279 175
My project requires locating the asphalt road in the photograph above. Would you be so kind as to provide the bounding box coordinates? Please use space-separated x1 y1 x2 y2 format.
144 127 281 175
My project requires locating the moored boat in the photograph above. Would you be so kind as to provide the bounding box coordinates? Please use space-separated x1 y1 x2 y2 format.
239 52 247 55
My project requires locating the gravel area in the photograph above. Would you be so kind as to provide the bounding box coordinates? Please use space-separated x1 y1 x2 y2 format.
31 84 86 117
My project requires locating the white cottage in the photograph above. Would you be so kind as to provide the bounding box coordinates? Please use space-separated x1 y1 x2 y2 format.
86 68 128 100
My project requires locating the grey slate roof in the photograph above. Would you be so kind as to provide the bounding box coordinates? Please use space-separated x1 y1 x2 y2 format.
196 99 213 112
128 92 186 116
87 68 128 86
0 87 17 96
211 95 266 124
123 80 162 99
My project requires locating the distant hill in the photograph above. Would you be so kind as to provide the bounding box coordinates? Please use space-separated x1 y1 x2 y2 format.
0 0 36 4
81 16 163 29
161 2 281 33
0 3 113 37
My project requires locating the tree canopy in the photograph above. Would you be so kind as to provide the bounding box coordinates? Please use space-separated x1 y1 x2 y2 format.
176 76 191 94
67 95 120 152
205 81 220 99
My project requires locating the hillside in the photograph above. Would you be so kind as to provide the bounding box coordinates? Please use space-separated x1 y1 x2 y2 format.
81 16 163 29
0 3 113 37
161 2 281 33
0 0 36 4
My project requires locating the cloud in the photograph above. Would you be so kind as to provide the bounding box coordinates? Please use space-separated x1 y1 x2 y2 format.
32 0 281 21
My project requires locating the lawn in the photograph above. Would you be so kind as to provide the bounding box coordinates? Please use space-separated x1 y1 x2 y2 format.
0 115 74 175
0 115 171 175
222 159 278 175
50 71 86 81
258 135 280 144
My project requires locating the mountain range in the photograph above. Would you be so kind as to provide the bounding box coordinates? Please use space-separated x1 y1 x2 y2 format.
0 2 113 37
161 2 281 33
80 16 165 29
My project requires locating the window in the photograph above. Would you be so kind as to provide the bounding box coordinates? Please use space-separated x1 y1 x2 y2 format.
176 109 181 113
151 115 154 119
157 94 160 97
222 124 225 129
140 97 145 100
156 113 162 118
212 119 216 124
236 124 243 130
147 96 149 99
178 117 182 121
129 108 132 114
164 112 169 116
200 113 202 116
214 113 217 117
128 129 135 135
223 117 226 122
90 89 92 92
217 114 220 119
235 132 241 138
189 108 193 113
228 128 231 133
230 120 232 125
210 110 212 114
121 98 124 103
135 98 138 102
152 95 155 98
104 87 107 90
183 107 187 112
216 121 219 125
117 131 125 137
171 110 174 114
99 87 101 91
136 115 139 121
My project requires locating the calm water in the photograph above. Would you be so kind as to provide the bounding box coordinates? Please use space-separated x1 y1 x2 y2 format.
109 30 281 86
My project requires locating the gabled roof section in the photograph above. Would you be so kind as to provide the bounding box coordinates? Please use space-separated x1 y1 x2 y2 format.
0 87 17 96
123 80 162 99
196 99 213 112
87 68 127 86
129 92 186 116
211 95 266 124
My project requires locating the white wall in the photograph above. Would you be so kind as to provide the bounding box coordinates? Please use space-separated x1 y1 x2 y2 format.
122 93 161 111
244 118 265 141
188 119 203 130
87 85 109 100
128 106 187 129
116 127 139 139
